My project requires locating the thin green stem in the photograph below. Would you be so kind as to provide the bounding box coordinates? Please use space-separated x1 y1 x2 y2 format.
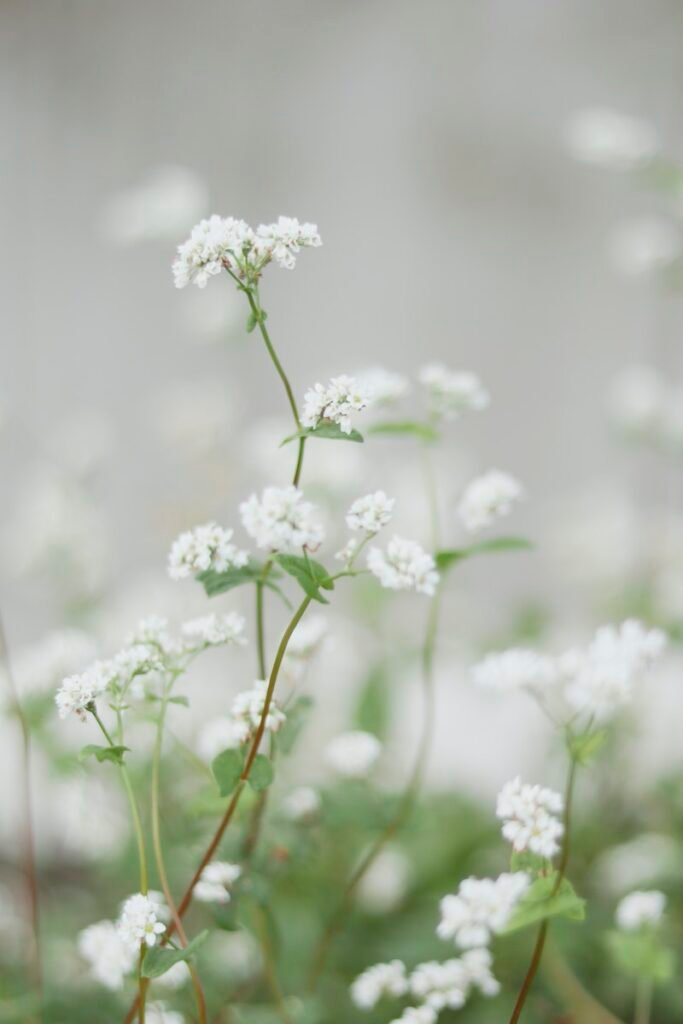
255 581 267 680
507 753 579 1024
256 907 293 1024
634 977 653 1024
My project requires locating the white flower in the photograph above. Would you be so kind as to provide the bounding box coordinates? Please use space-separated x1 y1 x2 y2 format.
356 366 410 405
173 215 254 288
346 491 395 534
181 612 246 651
389 1007 437 1024
457 470 524 532
240 486 324 553
253 216 322 270
419 364 489 419
168 522 248 580
77 919 136 990
114 644 164 686
563 108 658 170
194 861 242 904
409 949 499 1012
460 948 501 997
145 1003 186 1024
117 893 166 951
55 661 116 719
231 680 286 743
283 786 321 822
301 375 372 435
356 847 410 915
471 649 559 694
609 218 681 276
615 890 666 931
496 777 564 859
561 620 667 721
325 731 382 779
351 960 408 1009
126 616 175 654
437 873 530 949
367 536 439 596
197 716 242 762
608 364 666 438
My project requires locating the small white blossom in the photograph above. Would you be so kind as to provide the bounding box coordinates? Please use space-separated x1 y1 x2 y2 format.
419 364 489 420
356 366 410 405
283 786 321 822
240 486 324 553
301 375 372 435
457 470 524 532
168 522 248 580
117 893 166 951
351 960 408 1009
114 644 164 685
325 731 382 779
194 861 242 904
231 680 286 743
496 777 564 859
471 649 559 694
615 890 666 931
561 620 667 721
335 537 360 564
126 616 175 654
609 218 681 276
181 612 246 651
389 1007 437 1024
253 216 322 270
437 873 530 949
346 491 395 534
77 919 136 990
563 108 658 170
367 536 439 596
55 661 116 719
409 949 499 1011
460 948 501 997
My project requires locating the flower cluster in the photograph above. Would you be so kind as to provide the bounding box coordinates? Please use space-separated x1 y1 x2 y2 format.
181 612 246 651
351 960 409 1008
419 364 489 420
346 491 395 534
301 375 372 435
368 536 439 596
496 777 564 859
471 648 559 694
231 680 286 744
283 785 321 822
457 470 524 532
615 890 666 931
77 919 136 990
437 873 530 949
172 214 321 287
325 730 382 779
240 485 324 553
194 861 242 904
56 662 117 719
357 366 410 405
168 522 248 580
408 949 499 1012
117 892 166 951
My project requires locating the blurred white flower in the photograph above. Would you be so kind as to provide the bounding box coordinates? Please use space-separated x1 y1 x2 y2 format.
437 873 530 949
615 890 666 931
608 364 666 438
325 730 382 779
145 1003 185 1024
367 536 439 596
285 615 328 660
231 680 285 743
609 218 681 276
181 612 246 651
194 861 242 904
282 786 321 822
351 960 408 1008
301 375 372 435
471 649 558 694
457 470 523 532
101 165 208 244
77 920 135 990
55 661 116 719
410 949 499 1011
563 108 658 170
117 893 166 951
240 486 324 553
357 366 410 405
356 846 410 914
168 522 248 580
419 364 489 420
390 1006 437 1024
496 777 564 859
346 491 395 534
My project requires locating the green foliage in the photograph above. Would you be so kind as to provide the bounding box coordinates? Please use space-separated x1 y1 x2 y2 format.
502 875 585 934
569 728 609 767
275 553 335 603
282 422 364 444
368 419 440 442
249 754 274 792
435 536 533 572
606 929 675 982
141 930 209 978
212 748 244 796
78 744 129 766
198 562 286 600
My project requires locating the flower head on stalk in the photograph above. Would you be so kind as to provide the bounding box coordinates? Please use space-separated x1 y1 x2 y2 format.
117 892 166 950
496 777 564 859
437 872 530 949
301 375 372 435
168 522 249 580
231 680 286 744
615 890 666 931
457 470 524 532
172 214 321 288
419 364 489 420
367 536 439 596
240 485 324 553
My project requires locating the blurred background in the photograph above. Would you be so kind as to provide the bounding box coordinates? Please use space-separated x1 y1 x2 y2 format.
3 3 683 1019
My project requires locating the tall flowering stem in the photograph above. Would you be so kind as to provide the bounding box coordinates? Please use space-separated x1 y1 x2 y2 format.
123 596 312 1024
0 613 42 1014
507 750 580 1024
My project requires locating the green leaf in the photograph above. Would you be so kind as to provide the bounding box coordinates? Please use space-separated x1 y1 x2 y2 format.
275 554 334 604
502 875 585 934
353 664 391 739
167 695 190 707
142 930 209 979
246 310 258 333
249 754 274 792
276 695 314 754
212 748 244 796
368 420 440 443
569 728 608 767
606 930 675 982
79 744 129 766
199 562 290 606
282 422 364 445
435 536 533 572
